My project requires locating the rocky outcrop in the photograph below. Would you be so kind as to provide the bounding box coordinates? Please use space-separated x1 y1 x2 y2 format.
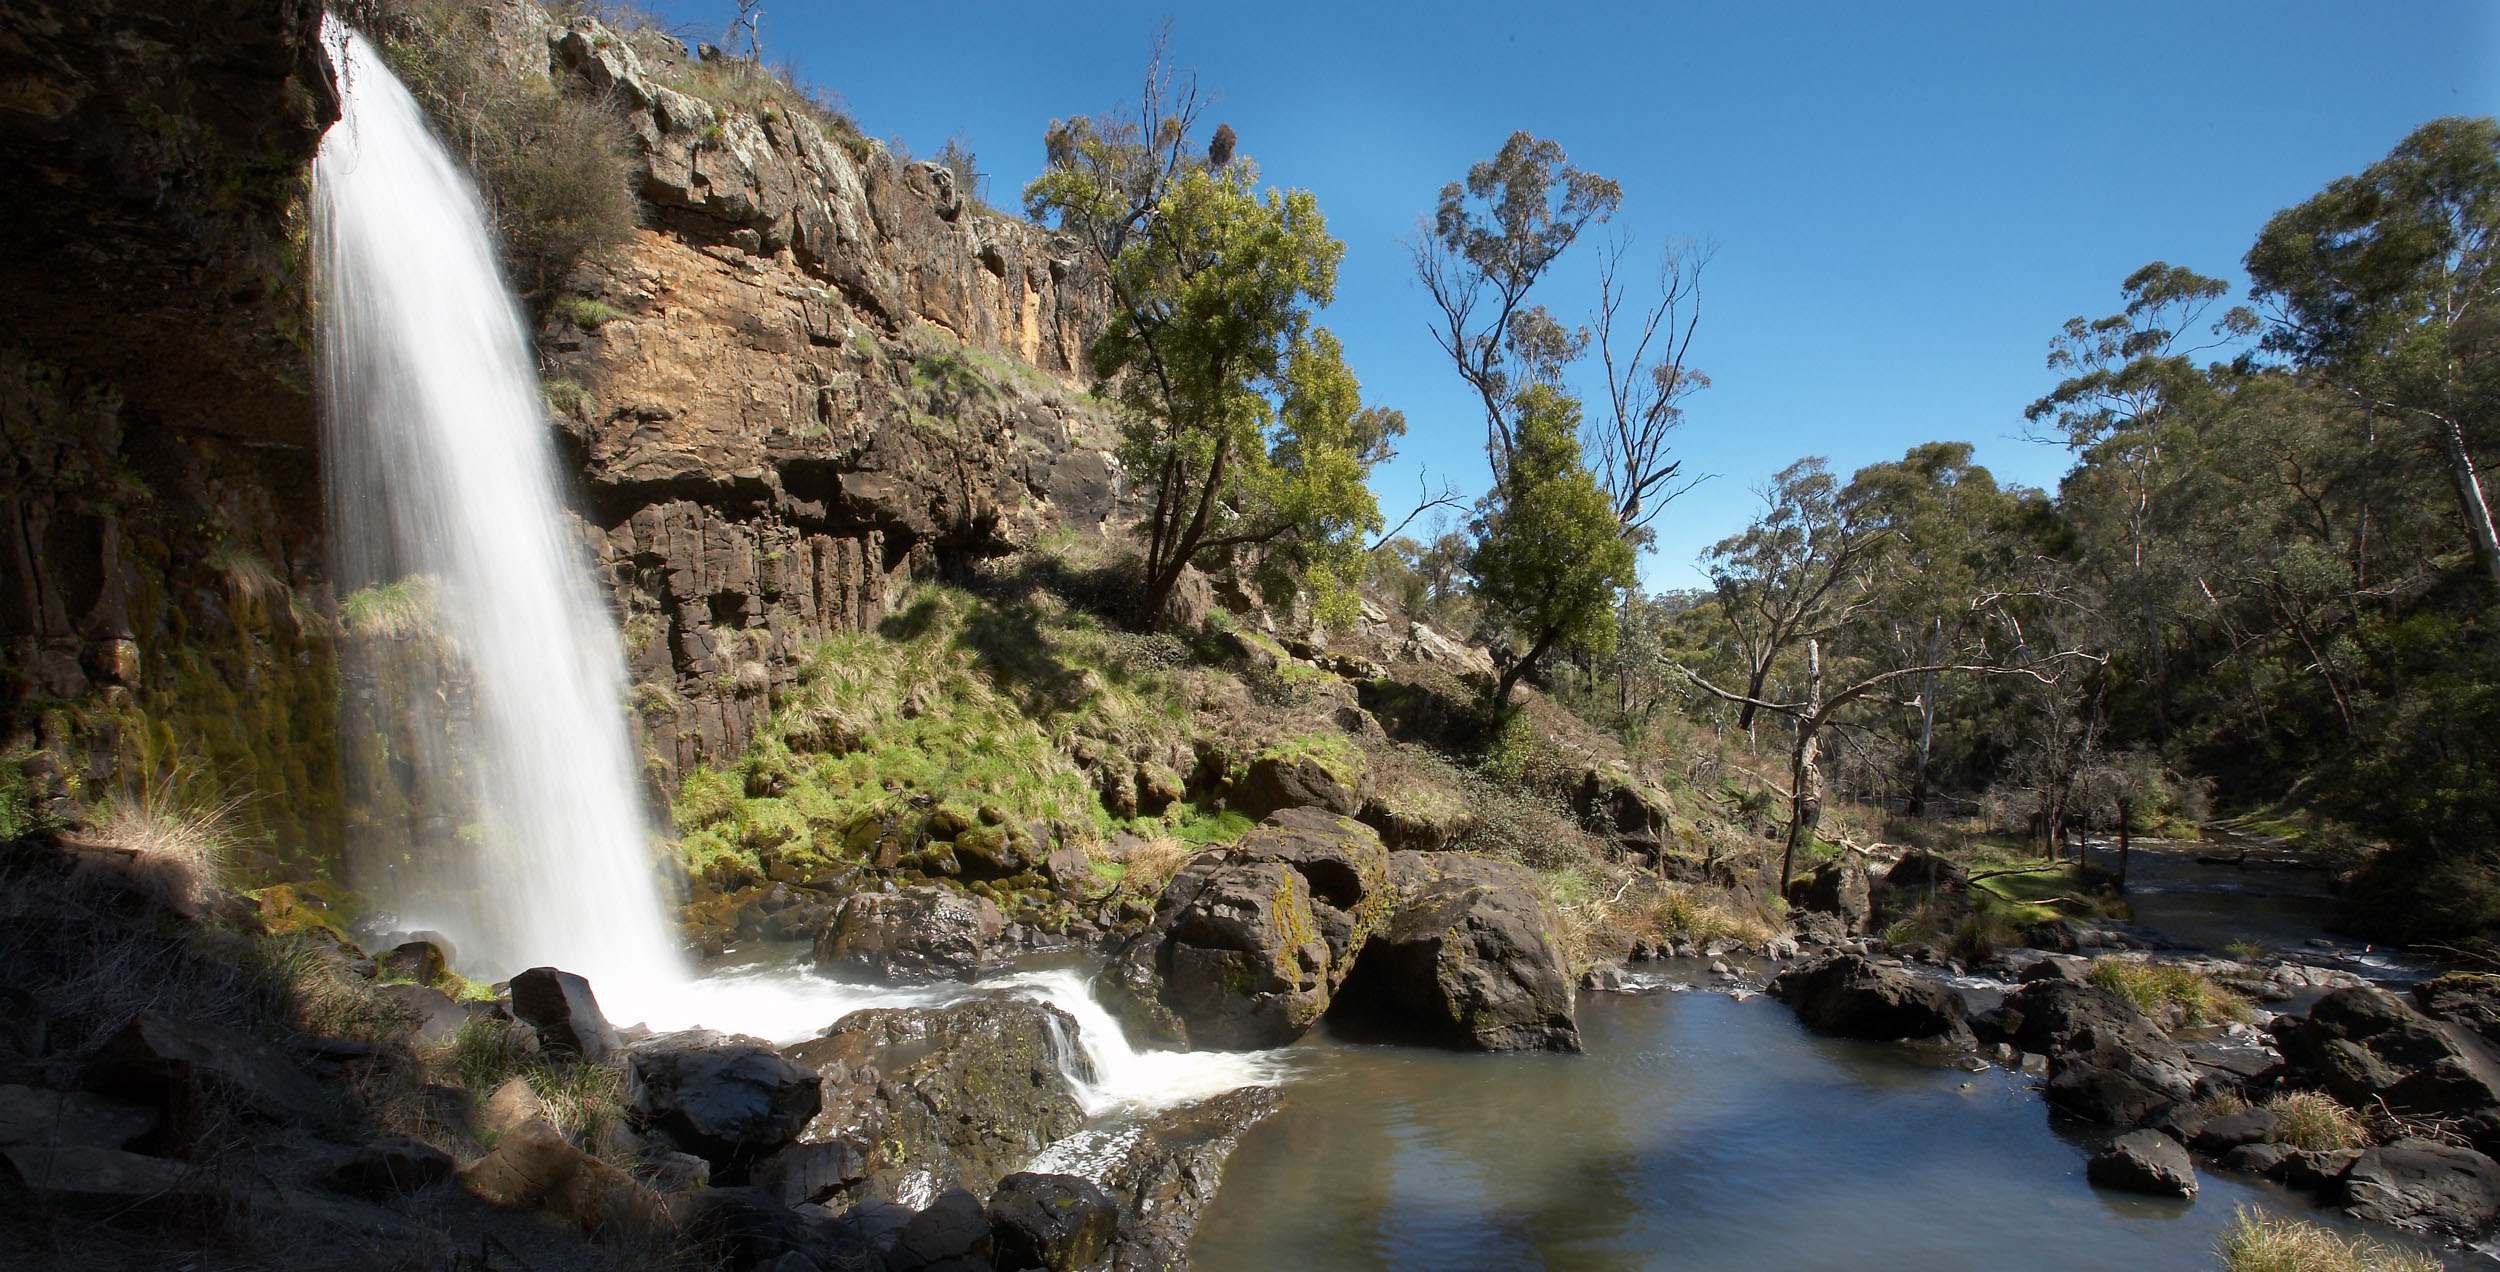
814 885 1004 982
785 997 1088 1205
1100 809 1389 1050
2274 987 2500 1156
1974 980 2200 1127
1231 751 1362 820
623 1030 822 1174
2339 1140 2500 1235
1768 952 1966 1042
1791 856 1874 936
1336 851 1579 1052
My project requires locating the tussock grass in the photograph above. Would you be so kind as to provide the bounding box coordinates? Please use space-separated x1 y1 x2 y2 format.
99 783 245 911
2090 957 2253 1026
1115 836 1196 902
435 1015 633 1164
2266 1091 2372 1151
2217 1208 2439 1272
338 575 439 642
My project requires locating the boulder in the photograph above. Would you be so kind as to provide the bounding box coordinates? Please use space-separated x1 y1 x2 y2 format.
1972 980 2199 1128
2283 1147 2366 1191
1337 851 1579 1052
987 1172 1118 1272
458 1117 649 1228
377 939 448 986
624 1030 822 1173
319 1136 455 1198
2088 1129 2198 1197
2416 973 2500 1047
2224 1142 2299 1177
480 1075 540 1134
670 1183 846 1271
2018 954 2093 984
1231 752 1361 820
81 1011 330 1132
814 886 1003 983
0 1144 203 1207
1791 856 1873 936
1040 843 1099 896
0 1084 157 1150
1100 810 1390 1050
750 1139 867 1209
2190 1108 2283 1156
2275 986 2500 1154
2339 1139 2500 1235
1882 850 1969 894
508 967 623 1061
786 998 1088 1205
890 1185 993 1272
1768 952 1967 1041
374 982 469 1046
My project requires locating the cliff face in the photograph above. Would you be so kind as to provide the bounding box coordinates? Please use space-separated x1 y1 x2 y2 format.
519 12 1128 779
0 0 1131 859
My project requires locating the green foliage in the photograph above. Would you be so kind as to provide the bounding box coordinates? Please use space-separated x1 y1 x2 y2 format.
338 575 439 641
2088 957 2250 1026
1027 81 1390 629
549 295 620 328
375 0 638 300
1466 385 1636 704
0 749 57 842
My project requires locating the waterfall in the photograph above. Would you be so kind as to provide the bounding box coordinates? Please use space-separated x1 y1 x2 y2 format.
312 16 683 1014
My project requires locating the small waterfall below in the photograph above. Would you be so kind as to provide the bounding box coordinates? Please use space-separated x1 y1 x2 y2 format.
312 16 683 1012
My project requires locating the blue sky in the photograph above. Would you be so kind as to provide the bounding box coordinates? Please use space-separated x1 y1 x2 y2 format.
652 1 2496 589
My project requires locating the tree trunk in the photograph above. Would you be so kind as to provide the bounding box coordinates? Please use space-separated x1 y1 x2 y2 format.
1492 624 1564 709
1905 621 1941 816
2435 412 2500 587
2116 797 2133 889
1780 639 1825 892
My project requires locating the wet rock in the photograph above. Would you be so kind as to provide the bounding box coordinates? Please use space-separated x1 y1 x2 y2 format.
2338 1139 2500 1235
319 1136 455 1197
625 1030 822 1173
2088 1129 2198 1197
814 886 1003 983
1768 952 1967 1042
890 1185 992 1272
1791 855 1873 935
1581 963 1630 993
988 1171 1118 1272
377 939 448 986
1972 980 2199 1128
81 1011 330 1132
509 966 624 1061
1030 1085 1279 1272
786 998 1088 1204
2274 987 2500 1154
458 1117 649 1228
0 1084 158 1150
1337 851 1579 1052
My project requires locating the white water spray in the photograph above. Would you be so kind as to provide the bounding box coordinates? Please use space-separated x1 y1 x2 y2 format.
313 17 682 1012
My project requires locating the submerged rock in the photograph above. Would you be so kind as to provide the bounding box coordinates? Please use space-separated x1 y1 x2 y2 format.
1768 952 1966 1042
2088 1129 2198 1197
1337 851 1580 1052
814 886 1003 983
785 997 1089 1205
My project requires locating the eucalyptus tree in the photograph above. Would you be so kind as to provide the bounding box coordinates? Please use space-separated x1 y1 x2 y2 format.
1027 41 1392 630
1701 458 1882 733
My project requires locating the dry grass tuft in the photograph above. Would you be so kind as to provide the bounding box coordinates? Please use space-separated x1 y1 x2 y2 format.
98 784 244 911
2217 1207 2440 1272
2266 1090 2372 1151
1115 836 1196 902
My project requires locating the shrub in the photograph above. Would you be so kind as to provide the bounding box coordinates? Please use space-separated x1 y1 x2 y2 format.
550 295 620 328
2216 1207 2439 1272
2266 1091 2371 1152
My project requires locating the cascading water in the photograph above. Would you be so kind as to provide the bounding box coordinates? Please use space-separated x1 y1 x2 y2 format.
306 15 1279 1117
313 16 682 1013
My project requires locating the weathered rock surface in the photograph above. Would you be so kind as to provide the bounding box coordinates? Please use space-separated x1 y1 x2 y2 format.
0 1143 206 1207
458 1117 650 1228
785 997 1088 1205
1791 856 1874 936
2416 973 2500 1047
319 1136 456 1198
888 1184 993 1272
1881 850 1969 894
2275 986 2500 1155
2339 1139 2500 1235
1337 851 1579 1052
0 1083 158 1150
987 1171 1119 1272
1973 980 2200 1128
81 1011 331 1133
814 886 1003 983
1769 952 1967 1041
1232 752 1361 820
509 966 624 1061
1101 810 1390 1050
624 1030 822 1172
2088 1129 2199 1197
